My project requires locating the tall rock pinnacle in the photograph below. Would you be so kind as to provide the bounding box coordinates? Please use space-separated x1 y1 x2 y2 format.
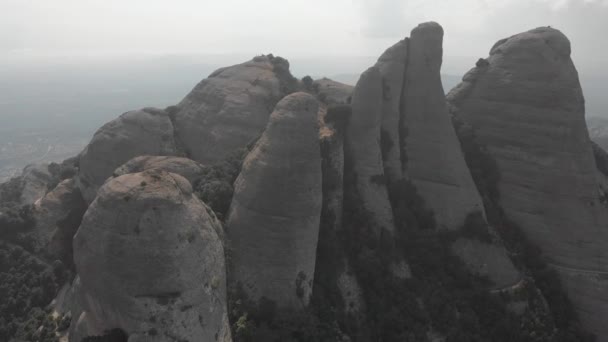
401 22 485 230
226 92 322 308
448 27 608 340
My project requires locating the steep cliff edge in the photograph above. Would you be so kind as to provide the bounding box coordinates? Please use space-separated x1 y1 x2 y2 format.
226 92 322 308
448 26 608 340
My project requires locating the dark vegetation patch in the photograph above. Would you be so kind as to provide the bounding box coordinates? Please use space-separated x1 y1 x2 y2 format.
0 204 36 246
194 148 248 220
324 105 352 130
301 76 314 92
453 117 596 341
344 174 529 341
0 242 69 341
267 54 299 96
47 156 79 190
228 284 342 342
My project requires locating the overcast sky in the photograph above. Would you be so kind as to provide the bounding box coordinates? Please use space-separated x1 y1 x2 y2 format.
1 0 607 75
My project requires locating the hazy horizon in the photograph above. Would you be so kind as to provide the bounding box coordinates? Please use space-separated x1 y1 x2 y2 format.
2 0 608 74
1 0 608 180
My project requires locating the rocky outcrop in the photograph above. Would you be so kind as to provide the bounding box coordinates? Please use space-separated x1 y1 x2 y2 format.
401 22 484 230
376 39 408 185
313 78 353 105
20 164 54 205
451 237 521 289
70 170 230 342
113 155 205 186
31 178 86 265
347 66 396 235
0 163 54 206
227 92 322 307
174 56 295 165
77 108 177 203
448 27 608 340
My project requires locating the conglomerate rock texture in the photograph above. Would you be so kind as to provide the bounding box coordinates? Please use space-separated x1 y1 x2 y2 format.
448 26 608 340
69 170 231 342
226 92 322 307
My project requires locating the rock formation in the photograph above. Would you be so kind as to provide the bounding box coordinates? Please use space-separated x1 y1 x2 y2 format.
70 170 231 342
401 22 485 230
312 78 353 105
173 55 296 165
317 101 366 316
113 155 205 186
226 92 322 307
31 178 86 264
0 163 55 206
2 20 605 342
376 39 408 185
77 108 177 203
448 26 608 340
20 164 54 205
347 66 397 235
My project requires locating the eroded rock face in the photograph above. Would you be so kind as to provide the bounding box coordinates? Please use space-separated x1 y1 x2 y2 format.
31 178 86 265
448 27 608 339
70 170 230 342
174 56 294 165
347 66 396 235
77 108 177 203
402 22 484 230
113 155 205 186
227 92 322 307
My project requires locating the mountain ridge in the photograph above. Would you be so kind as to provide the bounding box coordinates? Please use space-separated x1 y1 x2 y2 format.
0 22 605 342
